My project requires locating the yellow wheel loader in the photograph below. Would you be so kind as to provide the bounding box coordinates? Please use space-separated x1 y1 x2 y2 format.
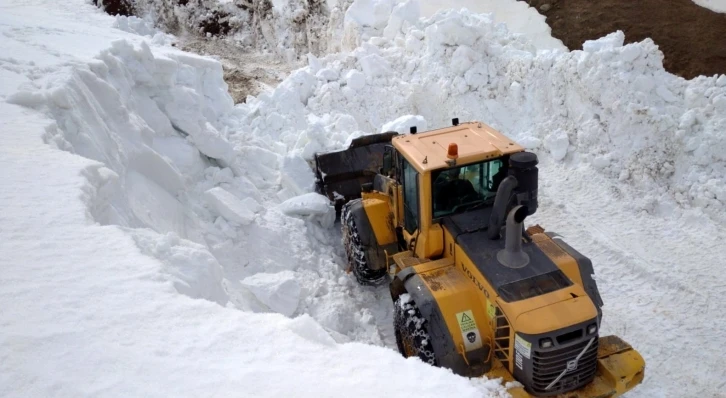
314 120 645 397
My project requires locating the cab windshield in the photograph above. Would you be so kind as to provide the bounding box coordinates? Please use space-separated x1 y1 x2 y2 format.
432 158 505 219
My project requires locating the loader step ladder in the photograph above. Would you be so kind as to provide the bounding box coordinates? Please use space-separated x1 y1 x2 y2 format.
493 307 512 370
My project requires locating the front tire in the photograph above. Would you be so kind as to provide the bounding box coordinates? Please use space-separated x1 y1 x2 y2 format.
393 294 437 365
341 200 388 285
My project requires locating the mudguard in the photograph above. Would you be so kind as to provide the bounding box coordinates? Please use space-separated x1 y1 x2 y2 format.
346 198 397 272
551 235 604 320
390 266 491 377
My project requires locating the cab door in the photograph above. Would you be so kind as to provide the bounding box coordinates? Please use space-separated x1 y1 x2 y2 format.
401 157 420 251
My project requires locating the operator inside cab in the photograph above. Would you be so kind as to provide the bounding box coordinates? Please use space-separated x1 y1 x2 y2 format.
432 158 507 218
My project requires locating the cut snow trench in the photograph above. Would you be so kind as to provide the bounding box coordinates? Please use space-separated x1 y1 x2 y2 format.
35 35 393 346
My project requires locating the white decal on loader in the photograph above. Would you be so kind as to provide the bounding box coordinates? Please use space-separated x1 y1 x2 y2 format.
456 310 483 351
515 334 532 359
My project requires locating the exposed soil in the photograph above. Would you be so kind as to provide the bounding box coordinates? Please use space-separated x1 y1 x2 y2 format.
523 0 726 79
93 0 134 16
181 37 300 103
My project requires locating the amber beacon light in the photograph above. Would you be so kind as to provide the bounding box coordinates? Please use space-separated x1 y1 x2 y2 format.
447 143 458 159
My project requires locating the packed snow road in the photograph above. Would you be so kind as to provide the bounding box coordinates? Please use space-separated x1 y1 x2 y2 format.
1 0 725 397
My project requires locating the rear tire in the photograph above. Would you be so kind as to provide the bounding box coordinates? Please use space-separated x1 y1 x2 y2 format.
394 294 437 365
341 200 388 285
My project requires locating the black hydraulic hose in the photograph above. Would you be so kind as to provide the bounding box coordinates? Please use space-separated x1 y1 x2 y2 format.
487 176 518 240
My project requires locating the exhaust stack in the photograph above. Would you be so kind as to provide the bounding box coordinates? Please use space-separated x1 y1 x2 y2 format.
487 151 539 240
497 205 530 268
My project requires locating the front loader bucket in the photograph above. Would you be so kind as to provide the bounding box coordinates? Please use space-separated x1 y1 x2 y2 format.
313 131 398 209
497 335 645 398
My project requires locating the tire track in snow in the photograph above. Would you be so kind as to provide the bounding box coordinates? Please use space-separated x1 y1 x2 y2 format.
534 161 726 398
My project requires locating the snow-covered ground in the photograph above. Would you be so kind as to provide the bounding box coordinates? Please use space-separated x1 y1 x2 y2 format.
2 0 726 397
692 0 726 13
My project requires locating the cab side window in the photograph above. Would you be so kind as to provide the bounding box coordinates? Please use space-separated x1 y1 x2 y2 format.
486 159 503 191
402 159 419 234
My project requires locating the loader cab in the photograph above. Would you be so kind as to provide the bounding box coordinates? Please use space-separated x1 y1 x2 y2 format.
431 157 506 219
387 121 528 258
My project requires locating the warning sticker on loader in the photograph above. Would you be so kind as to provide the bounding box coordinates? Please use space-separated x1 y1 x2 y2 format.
486 299 496 320
514 334 532 359
456 310 482 351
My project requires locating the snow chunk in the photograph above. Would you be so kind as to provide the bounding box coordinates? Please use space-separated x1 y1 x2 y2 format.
713 94 726 112
451 45 478 76
544 130 570 161
656 85 678 103
425 15 478 47
517 136 543 150
287 314 337 346
6 90 46 107
281 154 315 196
345 0 395 29
316 68 339 82
583 31 625 52
204 187 259 225
383 0 420 39
619 45 642 63
381 115 428 134
278 193 335 228
633 75 656 93
240 271 301 317
132 230 227 305
344 70 366 90
359 54 391 78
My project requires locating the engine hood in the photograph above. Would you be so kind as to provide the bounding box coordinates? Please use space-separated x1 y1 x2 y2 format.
514 295 598 335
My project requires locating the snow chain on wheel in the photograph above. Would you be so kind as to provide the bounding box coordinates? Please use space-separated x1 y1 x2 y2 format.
394 294 437 366
341 200 388 285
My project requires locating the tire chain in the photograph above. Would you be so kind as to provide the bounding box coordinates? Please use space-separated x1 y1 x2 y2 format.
341 200 387 285
395 297 436 365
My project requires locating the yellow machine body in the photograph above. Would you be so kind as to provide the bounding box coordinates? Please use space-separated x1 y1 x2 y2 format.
322 121 645 397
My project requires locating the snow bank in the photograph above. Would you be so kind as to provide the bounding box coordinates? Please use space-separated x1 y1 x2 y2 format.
24 6 387 349
229 16 726 224
105 0 564 62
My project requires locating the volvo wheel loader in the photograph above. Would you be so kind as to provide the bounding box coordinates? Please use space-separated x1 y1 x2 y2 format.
314 120 645 397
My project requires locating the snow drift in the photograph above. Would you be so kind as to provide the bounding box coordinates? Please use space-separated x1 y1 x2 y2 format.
101 0 563 62
230 12 726 224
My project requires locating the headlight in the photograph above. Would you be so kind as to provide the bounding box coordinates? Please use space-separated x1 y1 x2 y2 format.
587 323 597 335
540 338 553 348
